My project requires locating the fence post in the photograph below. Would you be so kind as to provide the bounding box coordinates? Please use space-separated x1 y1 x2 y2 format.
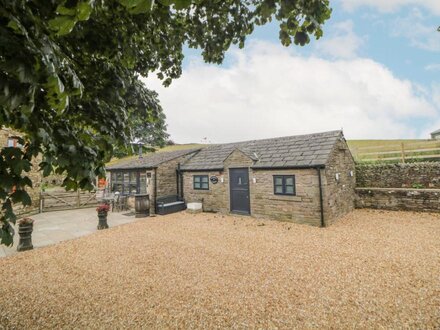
39 192 43 213
77 190 81 208
401 142 406 163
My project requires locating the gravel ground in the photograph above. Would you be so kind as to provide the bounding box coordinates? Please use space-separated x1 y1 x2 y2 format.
0 209 439 329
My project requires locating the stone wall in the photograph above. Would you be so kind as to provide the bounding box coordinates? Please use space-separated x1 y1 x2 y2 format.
323 138 356 225
1 128 42 215
355 162 440 213
356 163 440 189
156 152 197 198
356 188 440 212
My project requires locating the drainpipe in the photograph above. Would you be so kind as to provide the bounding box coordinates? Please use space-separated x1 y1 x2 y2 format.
176 163 180 197
316 167 325 228
154 167 157 214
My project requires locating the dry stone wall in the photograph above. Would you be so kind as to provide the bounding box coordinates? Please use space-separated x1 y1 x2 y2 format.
356 188 440 212
355 162 440 212
356 163 440 188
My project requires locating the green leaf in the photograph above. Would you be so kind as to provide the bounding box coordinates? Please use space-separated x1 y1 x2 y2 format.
76 2 93 21
0 226 14 247
48 16 77 36
173 0 192 10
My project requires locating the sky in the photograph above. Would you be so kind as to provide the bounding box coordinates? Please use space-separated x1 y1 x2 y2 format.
144 0 440 143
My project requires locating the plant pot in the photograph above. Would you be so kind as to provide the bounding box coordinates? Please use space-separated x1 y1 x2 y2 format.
97 211 109 230
17 223 33 252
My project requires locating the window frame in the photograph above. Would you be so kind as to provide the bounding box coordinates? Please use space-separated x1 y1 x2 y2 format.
111 170 144 196
193 175 209 190
273 175 296 196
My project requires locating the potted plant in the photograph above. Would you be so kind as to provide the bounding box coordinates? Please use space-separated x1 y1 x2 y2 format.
17 217 34 252
96 203 110 230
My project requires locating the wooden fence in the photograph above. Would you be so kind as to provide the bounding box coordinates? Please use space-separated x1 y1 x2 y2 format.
39 190 98 212
351 140 440 163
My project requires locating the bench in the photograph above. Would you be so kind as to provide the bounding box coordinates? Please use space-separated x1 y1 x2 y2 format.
156 195 186 215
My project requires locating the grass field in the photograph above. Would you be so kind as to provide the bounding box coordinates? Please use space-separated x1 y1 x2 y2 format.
348 139 440 163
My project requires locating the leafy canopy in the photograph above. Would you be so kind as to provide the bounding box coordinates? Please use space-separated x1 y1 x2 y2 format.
0 0 331 245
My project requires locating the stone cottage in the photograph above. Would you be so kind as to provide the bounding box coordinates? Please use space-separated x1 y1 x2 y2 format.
180 130 355 227
106 148 200 214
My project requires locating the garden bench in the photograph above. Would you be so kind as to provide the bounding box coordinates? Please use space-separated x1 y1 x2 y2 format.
156 195 186 215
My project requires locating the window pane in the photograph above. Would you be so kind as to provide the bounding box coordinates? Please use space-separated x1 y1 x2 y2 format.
130 172 137 182
123 173 129 183
201 176 208 183
285 186 294 194
139 174 146 193
285 177 294 185
123 183 130 195
129 184 137 194
113 184 122 192
194 176 200 183
201 182 209 189
194 182 201 189
116 173 123 182
275 177 282 185
275 186 283 194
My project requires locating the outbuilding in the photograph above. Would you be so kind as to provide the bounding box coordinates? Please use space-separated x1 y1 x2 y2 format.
106 148 199 214
179 130 355 226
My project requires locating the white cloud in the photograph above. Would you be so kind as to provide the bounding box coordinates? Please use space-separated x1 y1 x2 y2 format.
390 8 440 52
144 41 437 143
338 0 440 15
425 63 440 71
315 20 363 59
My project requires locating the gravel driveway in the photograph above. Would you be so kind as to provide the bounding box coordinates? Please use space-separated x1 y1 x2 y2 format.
0 209 439 329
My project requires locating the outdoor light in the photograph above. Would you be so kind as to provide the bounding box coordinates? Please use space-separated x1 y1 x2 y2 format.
335 173 340 181
253 178 257 184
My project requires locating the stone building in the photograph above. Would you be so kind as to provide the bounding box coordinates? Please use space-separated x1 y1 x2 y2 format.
0 128 42 213
180 130 356 227
430 129 440 140
106 149 200 214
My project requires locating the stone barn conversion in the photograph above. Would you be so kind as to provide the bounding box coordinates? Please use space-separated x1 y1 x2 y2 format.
180 130 356 227
105 149 199 214
105 130 355 226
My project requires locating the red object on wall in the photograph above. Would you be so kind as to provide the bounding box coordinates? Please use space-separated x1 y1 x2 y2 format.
98 178 106 189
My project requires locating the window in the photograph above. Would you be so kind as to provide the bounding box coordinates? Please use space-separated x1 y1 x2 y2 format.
7 137 22 148
111 170 146 195
273 175 296 196
193 175 209 190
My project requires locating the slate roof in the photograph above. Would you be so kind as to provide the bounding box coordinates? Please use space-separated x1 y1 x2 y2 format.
106 148 200 170
180 130 343 171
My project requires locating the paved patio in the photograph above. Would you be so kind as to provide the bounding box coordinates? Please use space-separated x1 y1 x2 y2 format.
0 208 139 258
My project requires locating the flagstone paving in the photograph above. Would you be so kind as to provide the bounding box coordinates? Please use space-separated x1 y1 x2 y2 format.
0 208 138 258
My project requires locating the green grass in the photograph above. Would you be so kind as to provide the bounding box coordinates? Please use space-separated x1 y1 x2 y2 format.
347 139 440 163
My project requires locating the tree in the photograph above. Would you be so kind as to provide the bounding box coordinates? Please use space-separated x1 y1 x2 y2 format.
0 0 331 245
